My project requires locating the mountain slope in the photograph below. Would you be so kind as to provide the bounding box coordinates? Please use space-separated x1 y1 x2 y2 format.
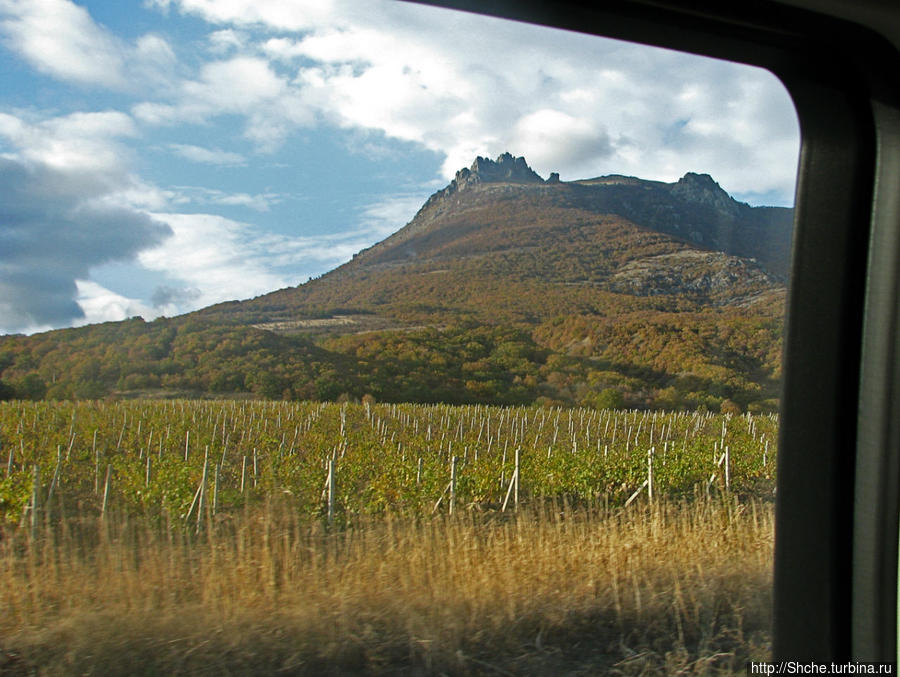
0 153 791 411
204 153 788 331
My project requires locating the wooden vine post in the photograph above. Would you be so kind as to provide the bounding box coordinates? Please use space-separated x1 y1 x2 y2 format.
327 458 335 525
101 464 112 519
449 456 457 515
30 464 39 537
725 445 730 492
514 446 520 511
196 450 208 533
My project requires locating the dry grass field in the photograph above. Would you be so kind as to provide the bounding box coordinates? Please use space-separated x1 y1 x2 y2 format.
0 496 773 675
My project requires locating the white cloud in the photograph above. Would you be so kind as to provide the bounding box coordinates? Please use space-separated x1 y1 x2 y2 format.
138 214 278 306
0 0 176 90
136 33 176 67
358 192 431 238
261 36 307 62
99 178 178 211
185 56 285 110
130 102 181 126
140 0 798 202
134 0 799 200
207 28 246 54
166 185 280 211
0 110 137 173
288 14 798 201
168 143 245 165
213 192 276 210
148 0 341 31
137 213 289 309
134 55 314 149
136 209 400 315
75 280 154 326
510 109 614 177
0 0 126 86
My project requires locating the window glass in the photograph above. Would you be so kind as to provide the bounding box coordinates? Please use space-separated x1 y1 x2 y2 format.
0 1 799 672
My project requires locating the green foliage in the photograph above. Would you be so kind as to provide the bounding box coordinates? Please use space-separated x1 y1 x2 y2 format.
591 388 625 410
14 373 47 400
720 399 742 415
0 400 778 525
0 305 783 409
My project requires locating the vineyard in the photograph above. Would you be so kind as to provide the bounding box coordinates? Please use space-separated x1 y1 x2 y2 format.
0 400 778 674
0 400 777 526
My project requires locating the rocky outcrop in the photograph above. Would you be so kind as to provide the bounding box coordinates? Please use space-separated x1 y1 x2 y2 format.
431 153 546 201
669 172 743 220
607 249 777 304
454 152 546 188
398 153 551 236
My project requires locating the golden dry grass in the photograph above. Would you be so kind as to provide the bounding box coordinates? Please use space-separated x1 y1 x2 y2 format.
0 497 773 675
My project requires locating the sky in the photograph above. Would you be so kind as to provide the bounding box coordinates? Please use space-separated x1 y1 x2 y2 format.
0 0 801 336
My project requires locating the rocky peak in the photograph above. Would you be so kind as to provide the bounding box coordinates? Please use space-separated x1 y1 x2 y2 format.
454 152 545 189
670 172 741 216
672 172 725 197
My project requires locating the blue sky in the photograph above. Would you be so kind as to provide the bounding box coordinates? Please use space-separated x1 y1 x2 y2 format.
0 0 800 335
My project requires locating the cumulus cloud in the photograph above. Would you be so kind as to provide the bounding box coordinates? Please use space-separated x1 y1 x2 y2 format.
168 143 246 166
0 0 126 86
133 55 314 149
135 208 404 315
0 0 176 90
187 57 285 110
3 0 799 201
0 157 172 332
145 0 799 202
510 109 615 177
74 280 154 326
133 57 284 124
289 13 798 200
207 28 246 55
147 0 341 32
136 213 301 309
0 109 137 173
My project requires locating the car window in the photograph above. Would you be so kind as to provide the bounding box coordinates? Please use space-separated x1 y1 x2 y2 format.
0 1 801 673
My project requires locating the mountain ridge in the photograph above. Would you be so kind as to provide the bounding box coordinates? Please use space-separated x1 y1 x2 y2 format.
345 154 791 281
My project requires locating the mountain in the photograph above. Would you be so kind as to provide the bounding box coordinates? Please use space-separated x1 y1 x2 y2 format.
203 152 789 331
0 154 791 411
361 154 791 277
